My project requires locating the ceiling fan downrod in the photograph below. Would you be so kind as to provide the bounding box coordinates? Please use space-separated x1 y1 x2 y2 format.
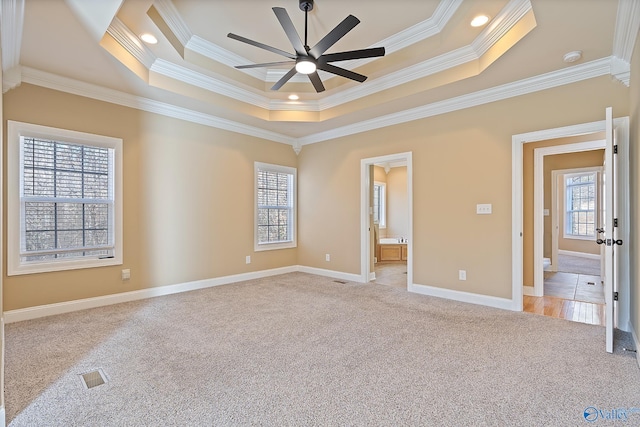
299 0 313 50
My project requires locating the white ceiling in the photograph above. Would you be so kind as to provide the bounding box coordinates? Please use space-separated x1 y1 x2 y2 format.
4 0 638 150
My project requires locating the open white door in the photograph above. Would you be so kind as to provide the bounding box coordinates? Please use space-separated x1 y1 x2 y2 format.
602 107 619 354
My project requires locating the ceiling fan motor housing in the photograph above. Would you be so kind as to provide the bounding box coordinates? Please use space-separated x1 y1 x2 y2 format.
299 0 314 12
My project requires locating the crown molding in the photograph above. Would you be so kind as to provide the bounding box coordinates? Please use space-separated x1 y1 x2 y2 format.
610 0 640 87
20 66 296 146
150 59 271 109
17 57 612 150
186 35 268 81
1 0 25 72
154 0 461 84
107 0 533 113
299 57 612 146
318 0 533 110
374 0 462 55
613 0 640 62
2 65 21 93
264 0 463 82
318 45 477 110
107 17 156 68
268 99 320 112
472 0 532 56
610 56 631 87
151 0 192 46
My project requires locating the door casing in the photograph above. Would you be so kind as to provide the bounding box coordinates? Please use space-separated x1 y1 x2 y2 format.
511 117 630 333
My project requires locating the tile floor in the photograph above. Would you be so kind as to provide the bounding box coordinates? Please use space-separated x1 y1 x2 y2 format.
544 272 605 304
374 262 407 289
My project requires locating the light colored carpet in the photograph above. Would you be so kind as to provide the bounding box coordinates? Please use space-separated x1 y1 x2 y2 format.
5 272 639 426
557 254 601 276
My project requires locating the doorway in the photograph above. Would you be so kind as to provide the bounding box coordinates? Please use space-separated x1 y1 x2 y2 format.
511 117 630 334
526 140 607 325
360 152 413 289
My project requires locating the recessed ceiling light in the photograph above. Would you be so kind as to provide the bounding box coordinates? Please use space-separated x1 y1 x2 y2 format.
471 15 489 27
563 50 583 63
288 94 299 101
140 33 158 45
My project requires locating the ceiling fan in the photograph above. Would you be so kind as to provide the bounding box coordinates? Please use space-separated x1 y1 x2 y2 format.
227 0 385 93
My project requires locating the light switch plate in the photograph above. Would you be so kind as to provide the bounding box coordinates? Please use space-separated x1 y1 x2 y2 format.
476 204 492 215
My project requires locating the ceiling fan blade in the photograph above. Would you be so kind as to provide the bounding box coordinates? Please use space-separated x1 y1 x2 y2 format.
272 7 306 56
308 72 325 92
308 15 360 58
319 47 385 63
228 33 296 59
236 61 295 69
318 63 367 82
271 67 298 91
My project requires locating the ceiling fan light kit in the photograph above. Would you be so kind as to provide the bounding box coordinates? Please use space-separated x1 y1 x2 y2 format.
295 57 316 74
227 0 385 92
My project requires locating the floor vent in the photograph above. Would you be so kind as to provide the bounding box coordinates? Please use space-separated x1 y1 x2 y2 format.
334 280 347 284
80 368 107 389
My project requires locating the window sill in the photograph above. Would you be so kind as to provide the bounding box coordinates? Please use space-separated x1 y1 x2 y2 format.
562 234 596 241
8 255 123 276
254 241 297 252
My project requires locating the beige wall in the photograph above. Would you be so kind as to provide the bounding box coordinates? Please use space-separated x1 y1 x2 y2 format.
386 167 408 239
1 74 632 310
3 84 298 311
629 30 640 342
547 151 604 257
299 76 629 299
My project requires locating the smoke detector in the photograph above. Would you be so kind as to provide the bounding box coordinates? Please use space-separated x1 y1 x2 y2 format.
563 51 582 63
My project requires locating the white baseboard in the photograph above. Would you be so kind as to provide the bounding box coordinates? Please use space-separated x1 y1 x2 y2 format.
630 321 640 370
297 266 363 283
558 249 600 260
0 406 5 427
3 266 298 324
369 272 376 281
523 286 536 296
409 283 515 311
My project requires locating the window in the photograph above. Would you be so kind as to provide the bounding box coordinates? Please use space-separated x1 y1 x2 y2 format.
8 121 123 275
373 182 386 228
564 172 597 239
255 162 296 251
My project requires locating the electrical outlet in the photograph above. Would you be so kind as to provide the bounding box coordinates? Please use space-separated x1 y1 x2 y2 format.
246 255 251 264
325 254 331 262
121 269 131 280
459 270 466 281
476 204 492 215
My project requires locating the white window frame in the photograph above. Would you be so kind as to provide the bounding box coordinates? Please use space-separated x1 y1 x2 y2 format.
254 162 297 252
8 121 123 275
373 181 386 229
563 170 599 241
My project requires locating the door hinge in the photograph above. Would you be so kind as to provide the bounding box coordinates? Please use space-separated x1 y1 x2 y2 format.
614 292 619 301
614 218 618 227
614 144 618 154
